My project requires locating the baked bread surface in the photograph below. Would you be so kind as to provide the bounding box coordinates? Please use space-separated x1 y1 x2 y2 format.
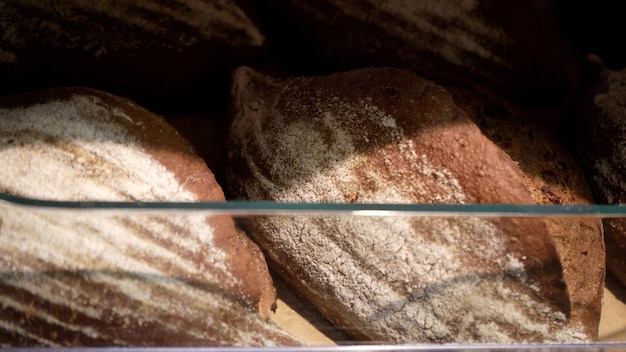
226 66 592 343
441 80 605 339
0 87 301 346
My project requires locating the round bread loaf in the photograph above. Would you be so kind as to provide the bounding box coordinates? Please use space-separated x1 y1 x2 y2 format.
564 55 626 288
0 0 265 112
252 0 581 112
226 66 598 343
0 87 301 346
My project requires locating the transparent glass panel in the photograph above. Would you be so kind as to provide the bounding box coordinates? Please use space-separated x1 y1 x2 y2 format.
1 192 625 351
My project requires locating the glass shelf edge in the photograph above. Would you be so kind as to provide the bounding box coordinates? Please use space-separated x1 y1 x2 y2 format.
1 192 625 217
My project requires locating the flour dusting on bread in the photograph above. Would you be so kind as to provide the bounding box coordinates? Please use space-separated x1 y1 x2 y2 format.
227 67 588 343
0 88 301 346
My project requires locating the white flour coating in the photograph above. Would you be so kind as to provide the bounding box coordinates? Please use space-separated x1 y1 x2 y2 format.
0 94 297 346
231 82 587 342
276 100 466 204
345 0 508 66
0 209 228 281
0 208 286 346
0 95 193 202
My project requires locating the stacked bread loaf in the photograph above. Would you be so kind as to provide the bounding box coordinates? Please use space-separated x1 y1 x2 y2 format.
250 0 581 115
0 0 265 112
0 0 624 346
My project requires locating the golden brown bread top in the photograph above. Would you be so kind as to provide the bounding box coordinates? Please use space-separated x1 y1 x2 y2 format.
0 87 300 346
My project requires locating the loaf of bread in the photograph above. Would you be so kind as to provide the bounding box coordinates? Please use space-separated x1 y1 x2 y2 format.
0 87 301 346
226 66 601 343
440 79 605 340
252 0 581 112
564 55 626 288
0 0 264 112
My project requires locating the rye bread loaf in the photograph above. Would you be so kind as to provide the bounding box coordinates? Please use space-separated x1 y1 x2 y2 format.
563 55 626 287
0 0 265 112
440 79 605 340
0 87 301 346
252 0 581 111
226 66 596 343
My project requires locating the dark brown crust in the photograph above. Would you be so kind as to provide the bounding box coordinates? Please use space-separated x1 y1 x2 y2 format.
441 80 605 339
250 0 581 111
564 56 626 288
163 111 230 189
0 0 265 112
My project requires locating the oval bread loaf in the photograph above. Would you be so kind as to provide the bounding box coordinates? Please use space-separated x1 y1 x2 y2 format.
440 79 605 340
226 66 597 343
0 0 265 111
0 87 301 347
252 0 581 111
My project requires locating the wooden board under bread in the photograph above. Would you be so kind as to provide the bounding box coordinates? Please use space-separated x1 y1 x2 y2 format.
599 275 626 342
